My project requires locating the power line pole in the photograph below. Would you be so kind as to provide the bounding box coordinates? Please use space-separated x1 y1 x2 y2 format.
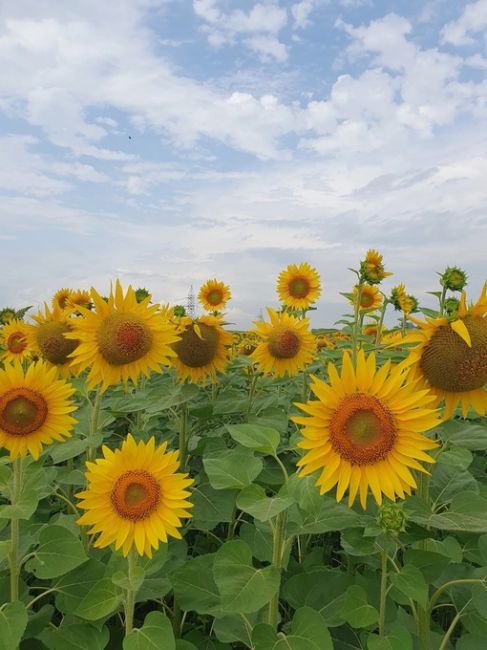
187 285 196 318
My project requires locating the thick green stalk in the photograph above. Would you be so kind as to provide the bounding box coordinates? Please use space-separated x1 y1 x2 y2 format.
416 471 431 650
179 402 189 471
351 283 363 367
124 547 137 636
246 371 258 419
9 458 23 601
378 540 388 636
268 511 287 630
375 299 389 345
87 388 102 462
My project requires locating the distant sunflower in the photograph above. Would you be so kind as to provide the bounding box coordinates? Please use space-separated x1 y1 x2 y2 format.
52 288 74 311
1 319 34 363
360 250 393 284
198 279 231 312
353 284 382 311
77 434 193 558
30 304 79 377
403 283 487 418
316 335 335 350
293 350 439 508
277 263 321 311
172 315 233 384
0 361 77 460
251 308 316 378
66 289 92 311
66 281 179 391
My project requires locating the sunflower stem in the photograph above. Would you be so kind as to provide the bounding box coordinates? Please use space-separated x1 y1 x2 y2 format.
378 536 388 636
375 298 389 345
438 285 448 316
351 282 363 368
9 458 23 602
124 547 138 636
246 370 259 419
416 471 431 650
268 511 287 630
179 402 189 472
302 370 308 402
87 388 102 462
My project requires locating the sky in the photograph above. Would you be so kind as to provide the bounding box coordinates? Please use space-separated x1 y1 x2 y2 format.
1 0 486 329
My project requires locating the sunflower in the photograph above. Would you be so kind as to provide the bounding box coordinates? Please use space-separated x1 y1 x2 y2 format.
402 283 487 418
316 335 335 350
251 308 316 378
66 289 92 312
76 434 193 558
52 288 74 311
1 319 34 363
198 279 231 312
293 350 439 508
0 361 77 460
277 263 321 311
66 281 179 392
172 315 233 384
238 336 259 356
30 304 79 377
360 250 392 284
352 284 382 311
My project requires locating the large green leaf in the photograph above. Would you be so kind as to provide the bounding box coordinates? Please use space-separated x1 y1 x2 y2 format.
390 565 428 609
55 559 106 613
191 481 237 531
0 602 27 650
40 624 109 650
226 423 280 455
203 449 262 490
75 578 122 621
236 484 294 521
213 540 280 613
407 492 487 532
26 525 88 579
252 607 333 650
123 612 175 650
170 554 221 614
342 585 379 628
367 623 413 650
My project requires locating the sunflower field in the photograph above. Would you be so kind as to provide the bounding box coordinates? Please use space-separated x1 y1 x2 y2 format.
0 252 486 650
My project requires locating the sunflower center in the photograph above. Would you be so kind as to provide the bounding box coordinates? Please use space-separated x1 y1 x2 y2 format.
207 290 223 306
173 323 218 368
36 321 78 365
111 470 160 521
268 328 301 359
289 277 310 299
97 313 153 366
361 292 374 308
329 393 396 465
0 388 48 436
420 316 487 392
7 332 27 354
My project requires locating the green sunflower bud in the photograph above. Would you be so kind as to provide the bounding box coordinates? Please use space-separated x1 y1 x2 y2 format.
444 296 460 319
173 305 186 317
0 307 16 324
440 267 468 292
377 502 407 536
135 288 151 303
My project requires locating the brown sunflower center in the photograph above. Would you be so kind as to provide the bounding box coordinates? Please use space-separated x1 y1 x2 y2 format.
420 316 487 392
7 332 27 354
288 277 310 299
97 313 153 366
361 292 374 308
207 290 223 306
268 328 301 359
0 388 48 436
36 321 78 365
173 323 218 367
329 393 396 465
111 470 160 521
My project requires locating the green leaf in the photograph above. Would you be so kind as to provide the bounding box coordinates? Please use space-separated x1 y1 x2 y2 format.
75 578 122 621
437 421 487 451
191 481 237 531
367 623 413 650
50 437 90 463
430 462 478 506
248 408 289 433
26 525 88 579
123 612 175 650
0 602 27 650
252 607 333 650
407 492 487 533
236 484 294 521
342 585 379 628
390 565 428 609
170 554 221 614
203 449 262 490
225 423 280 455
40 623 109 650
54 559 106 613
112 566 145 592
213 540 280 613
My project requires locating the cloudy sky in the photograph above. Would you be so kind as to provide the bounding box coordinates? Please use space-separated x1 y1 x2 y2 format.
1 0 486 328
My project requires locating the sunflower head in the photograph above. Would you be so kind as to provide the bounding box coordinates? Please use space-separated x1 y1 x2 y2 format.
353 284 382 311
251 308 316 378
198 279 231 312
52 288 74 311
66 280 179 391
440 266 468 292
293 350 439 508
360 250 392 284
390 284 406 311
316 335 335 350
399 293 418 315
238 337 258 356
77 434 193 558
30 304 79 375
277 263 321 311
1 319 34 363
172 315 232 384
0 308 17 325
0 361 77 459
66 289 92 312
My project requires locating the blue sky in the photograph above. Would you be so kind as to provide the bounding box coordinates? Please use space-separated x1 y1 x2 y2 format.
1 0 486 328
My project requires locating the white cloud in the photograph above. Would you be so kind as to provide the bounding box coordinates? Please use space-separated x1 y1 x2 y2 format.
291 1 324 29
193 0 288 61
441 0 487 46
